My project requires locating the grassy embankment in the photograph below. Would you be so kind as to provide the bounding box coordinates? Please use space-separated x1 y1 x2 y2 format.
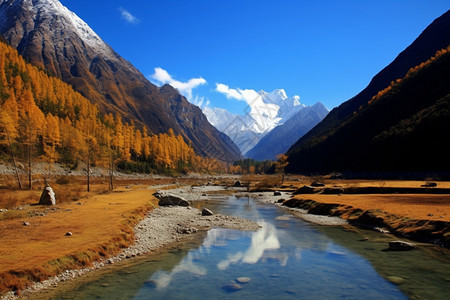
0 177 160 294
280 178 450 247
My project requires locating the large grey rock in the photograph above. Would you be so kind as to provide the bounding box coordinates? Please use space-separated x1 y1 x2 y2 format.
388 240 416 251
38 184 56 205
158 194 189 207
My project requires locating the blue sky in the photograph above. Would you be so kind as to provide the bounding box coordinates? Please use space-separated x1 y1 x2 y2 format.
61 0 449 115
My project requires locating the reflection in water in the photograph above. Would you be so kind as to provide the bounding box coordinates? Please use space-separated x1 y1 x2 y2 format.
53 196 450 300
149 253 206 289
217 221 282 269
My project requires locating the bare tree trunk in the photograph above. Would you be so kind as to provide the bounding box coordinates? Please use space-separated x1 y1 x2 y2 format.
87 153 90 192
109 152 114 191
28 143 32 190
5 126 22 189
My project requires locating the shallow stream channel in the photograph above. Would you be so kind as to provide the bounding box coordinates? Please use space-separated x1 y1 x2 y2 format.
52 193 449 300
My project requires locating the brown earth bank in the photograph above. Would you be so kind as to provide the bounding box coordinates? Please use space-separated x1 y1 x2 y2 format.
282 191 450 248
247 176 450 248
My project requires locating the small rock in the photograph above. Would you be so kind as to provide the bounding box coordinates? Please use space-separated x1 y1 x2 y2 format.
374 227 390 234
0 209 8 212
23 221 30 226
387 276 406 285
65 232 73 236
427 213 434 216
202 193 207 196
222 282 242 292
236 277 251 284
274 191 281 196
177 226 197 234
202 208 214 216
233 181 241 187
277 199 284 203
388 240 415 251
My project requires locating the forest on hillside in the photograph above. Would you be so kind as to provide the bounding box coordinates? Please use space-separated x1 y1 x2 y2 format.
0 41 227 189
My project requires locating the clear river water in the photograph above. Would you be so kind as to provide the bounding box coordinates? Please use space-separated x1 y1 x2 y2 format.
52 195 450 300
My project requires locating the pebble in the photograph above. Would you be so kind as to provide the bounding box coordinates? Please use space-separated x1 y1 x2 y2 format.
387 276 406 285
236 277 251 283
222 282 242 292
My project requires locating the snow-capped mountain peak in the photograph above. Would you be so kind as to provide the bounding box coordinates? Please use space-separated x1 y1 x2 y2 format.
203 88 308 154
0 0 116 61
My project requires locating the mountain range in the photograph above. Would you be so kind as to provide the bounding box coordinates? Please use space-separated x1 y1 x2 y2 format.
0 0 241 162
286 10 450 174
246 102 329 161
203 89 327 156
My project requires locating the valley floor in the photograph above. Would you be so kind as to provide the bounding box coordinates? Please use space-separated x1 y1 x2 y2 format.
0 173 449 298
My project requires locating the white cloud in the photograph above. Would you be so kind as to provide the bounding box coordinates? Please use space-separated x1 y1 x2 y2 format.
216 83 244 100
119 7 139 24
150 67 207 101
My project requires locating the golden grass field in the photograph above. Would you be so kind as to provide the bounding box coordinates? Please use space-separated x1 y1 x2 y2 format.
0 178 160 293
286 179 450 222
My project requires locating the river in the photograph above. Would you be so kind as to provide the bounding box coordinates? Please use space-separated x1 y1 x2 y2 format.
52 194 449 299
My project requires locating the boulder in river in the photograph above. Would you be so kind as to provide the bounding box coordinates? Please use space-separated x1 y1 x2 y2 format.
38 183 56 205
273 191 282 196
158 194 190 207
233 181 242 187
222 282 242 292
236 277 251 284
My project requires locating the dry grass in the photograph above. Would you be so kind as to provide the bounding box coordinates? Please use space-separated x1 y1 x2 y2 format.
0 181 157 293
293 193 450 222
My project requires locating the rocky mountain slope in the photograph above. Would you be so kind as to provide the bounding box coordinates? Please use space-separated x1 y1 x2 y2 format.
0 0 240 161
246 102 328 161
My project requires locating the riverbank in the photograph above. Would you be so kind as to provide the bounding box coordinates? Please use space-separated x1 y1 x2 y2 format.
0 182 260 299
282 195 450 248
